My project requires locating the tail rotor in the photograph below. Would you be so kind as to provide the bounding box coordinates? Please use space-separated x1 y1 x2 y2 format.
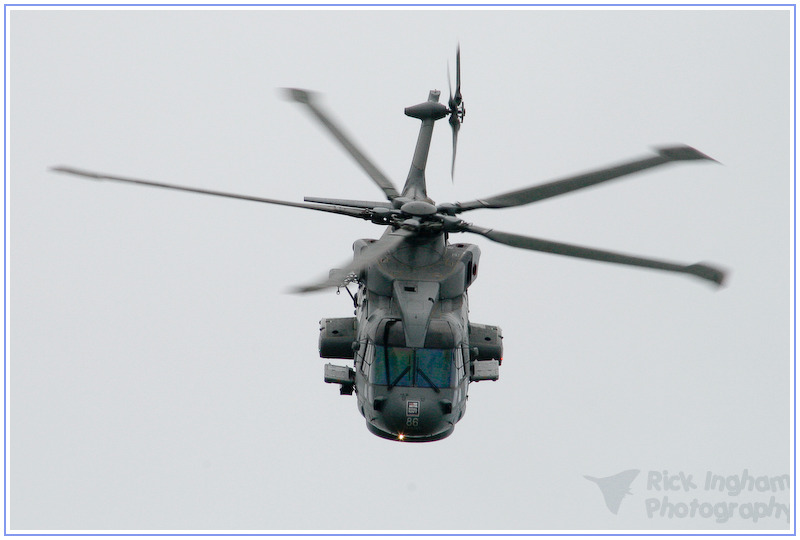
447 45 465 179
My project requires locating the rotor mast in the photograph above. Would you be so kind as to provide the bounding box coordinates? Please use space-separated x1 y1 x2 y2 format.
402 90 449 202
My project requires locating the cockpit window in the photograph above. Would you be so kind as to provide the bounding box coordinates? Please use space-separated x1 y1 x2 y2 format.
372 346 454 389
416 348 453 388
373 346 413 387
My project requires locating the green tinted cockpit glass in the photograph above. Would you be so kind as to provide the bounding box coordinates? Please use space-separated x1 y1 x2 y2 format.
372 347 412 387
415 348 453 388
371 346 454 389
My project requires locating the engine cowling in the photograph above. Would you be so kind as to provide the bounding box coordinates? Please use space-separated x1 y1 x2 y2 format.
468 322 503 361
318 317 357 359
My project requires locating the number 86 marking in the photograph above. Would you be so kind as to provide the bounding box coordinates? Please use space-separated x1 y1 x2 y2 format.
406 417 419 427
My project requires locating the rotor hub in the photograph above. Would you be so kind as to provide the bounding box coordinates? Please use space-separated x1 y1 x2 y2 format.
400 200 438 218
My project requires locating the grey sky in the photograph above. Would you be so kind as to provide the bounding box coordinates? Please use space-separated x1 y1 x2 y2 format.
8 7 793 532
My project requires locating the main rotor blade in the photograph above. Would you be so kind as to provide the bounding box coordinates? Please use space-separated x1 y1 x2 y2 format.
304 196 392 209
292 228 415 293
51 166 370 220
283 88 401 201
462 223 726 286
455 146 716 212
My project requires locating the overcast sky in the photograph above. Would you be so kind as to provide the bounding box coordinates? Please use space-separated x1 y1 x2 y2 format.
7 6 793 533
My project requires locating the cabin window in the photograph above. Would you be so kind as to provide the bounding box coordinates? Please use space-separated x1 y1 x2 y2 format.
360 341 373 376
457 346 467 382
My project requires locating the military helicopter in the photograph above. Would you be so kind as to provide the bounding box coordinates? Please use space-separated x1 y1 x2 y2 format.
53 47 725 442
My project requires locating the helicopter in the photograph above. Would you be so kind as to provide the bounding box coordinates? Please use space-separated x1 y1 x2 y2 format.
52 47 725 442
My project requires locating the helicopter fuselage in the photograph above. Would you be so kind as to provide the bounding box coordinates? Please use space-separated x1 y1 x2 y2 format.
321 231 503 441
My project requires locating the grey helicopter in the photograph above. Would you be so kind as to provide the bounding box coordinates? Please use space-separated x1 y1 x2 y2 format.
53 47 725 442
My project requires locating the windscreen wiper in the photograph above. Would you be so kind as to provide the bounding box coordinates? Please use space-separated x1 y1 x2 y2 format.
416 369 440 393
388 366 410 390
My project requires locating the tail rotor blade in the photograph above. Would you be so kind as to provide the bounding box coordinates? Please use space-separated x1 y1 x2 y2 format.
447 60 456 110
454 44 462 106
449 114 460 179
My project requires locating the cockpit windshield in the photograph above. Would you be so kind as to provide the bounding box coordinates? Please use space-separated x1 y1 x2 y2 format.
371 346 455 389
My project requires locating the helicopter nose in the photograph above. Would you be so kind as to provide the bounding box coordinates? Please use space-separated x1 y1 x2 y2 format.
377 390 452 441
